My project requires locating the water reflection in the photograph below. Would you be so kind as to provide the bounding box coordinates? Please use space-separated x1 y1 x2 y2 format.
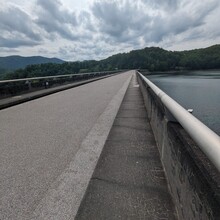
146 70 220 135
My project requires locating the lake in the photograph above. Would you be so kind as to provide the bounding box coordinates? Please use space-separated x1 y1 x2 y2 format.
145 70 220 135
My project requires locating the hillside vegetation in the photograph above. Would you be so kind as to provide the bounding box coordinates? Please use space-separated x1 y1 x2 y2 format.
1 45 220 80
0 56 64 78
0 56 64 70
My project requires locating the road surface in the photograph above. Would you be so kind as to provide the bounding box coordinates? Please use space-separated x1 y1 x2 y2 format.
0 71 133 219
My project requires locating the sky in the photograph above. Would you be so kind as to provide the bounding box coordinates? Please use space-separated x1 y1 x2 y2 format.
0 0 220 61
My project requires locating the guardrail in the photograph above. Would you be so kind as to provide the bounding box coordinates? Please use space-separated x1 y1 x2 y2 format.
137 71 220 172
0 70 121 98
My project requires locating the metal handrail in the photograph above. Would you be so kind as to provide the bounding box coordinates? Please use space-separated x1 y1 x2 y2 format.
137 71 220 172
0 70 120 84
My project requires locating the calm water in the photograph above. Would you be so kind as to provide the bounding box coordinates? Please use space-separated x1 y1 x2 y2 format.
145 70 220 135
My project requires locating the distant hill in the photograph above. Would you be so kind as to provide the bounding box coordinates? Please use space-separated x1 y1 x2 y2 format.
100 44 220 71
0 56 64 71
2 44 220 80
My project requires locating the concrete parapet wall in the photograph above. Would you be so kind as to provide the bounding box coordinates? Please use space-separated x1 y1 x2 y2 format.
137 74 220 220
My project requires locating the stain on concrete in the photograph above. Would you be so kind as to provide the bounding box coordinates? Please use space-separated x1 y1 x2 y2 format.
75 75 177 220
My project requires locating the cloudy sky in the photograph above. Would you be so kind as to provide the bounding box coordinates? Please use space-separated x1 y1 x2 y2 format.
0 0 220 61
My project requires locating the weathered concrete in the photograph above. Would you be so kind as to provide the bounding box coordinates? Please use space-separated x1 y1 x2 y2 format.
30 73 132 220
75 75 177 220
0 71 132 220
138 73 220 220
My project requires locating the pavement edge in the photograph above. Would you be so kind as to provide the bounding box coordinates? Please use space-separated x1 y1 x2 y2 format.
0 73 122 111
30 72 133 220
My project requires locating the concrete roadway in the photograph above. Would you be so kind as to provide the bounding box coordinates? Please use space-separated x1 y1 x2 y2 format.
0 74 118 110
0 71 133 220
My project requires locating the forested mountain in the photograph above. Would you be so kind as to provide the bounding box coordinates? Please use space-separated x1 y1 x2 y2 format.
101 44 220 71
0 56 64 71
1 45 220 80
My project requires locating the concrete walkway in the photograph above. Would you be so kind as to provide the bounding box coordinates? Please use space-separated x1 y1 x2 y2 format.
75 75 177 219
0 72 133 220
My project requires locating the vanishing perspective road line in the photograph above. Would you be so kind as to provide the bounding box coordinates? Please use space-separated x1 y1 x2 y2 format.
31 73 133 220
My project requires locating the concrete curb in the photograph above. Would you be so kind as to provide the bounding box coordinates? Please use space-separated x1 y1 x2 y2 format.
30 72 133 220
0 73 120 111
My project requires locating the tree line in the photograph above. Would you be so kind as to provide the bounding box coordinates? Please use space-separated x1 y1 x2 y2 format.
2 44 220 80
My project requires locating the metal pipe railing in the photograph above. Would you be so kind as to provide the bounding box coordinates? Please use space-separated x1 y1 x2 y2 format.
0 70 120 84
0 70 122 97
137 71 220 172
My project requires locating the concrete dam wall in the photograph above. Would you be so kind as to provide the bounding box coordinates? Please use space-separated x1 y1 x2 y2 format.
137 72 220 220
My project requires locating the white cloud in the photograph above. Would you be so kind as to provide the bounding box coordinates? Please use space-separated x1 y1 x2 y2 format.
0 0 219 60
0 5 42 47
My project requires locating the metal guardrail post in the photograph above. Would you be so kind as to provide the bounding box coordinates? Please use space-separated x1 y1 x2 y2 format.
137 71 220 172
0 70 123 97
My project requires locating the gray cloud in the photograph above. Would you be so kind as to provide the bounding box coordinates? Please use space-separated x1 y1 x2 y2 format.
0 0 220 60
0 48 19 53
92 1 151 48
92 1 129 37
56 41 122 61
36 0 80 41
0 36 40 48
0 5 42 48
146 0 219 43
38 48 50 54
92 0 151 46
37 0 77 24
91 0 219 47
78 11 96 32
141 0 179 11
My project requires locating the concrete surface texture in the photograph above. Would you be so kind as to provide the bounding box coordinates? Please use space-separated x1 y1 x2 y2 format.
138 74 220 220
0 74 116 110
75 75 177 220
0 71 133 220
